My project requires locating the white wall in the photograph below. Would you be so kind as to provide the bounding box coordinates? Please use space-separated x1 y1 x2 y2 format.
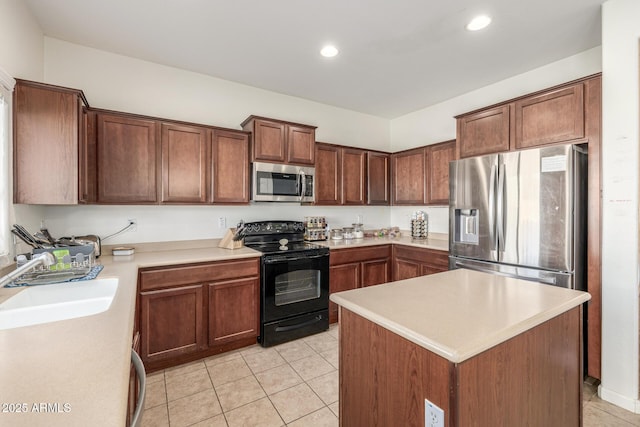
0 0 46 262
387 46 602 236
0 0 44 80
43 204 391 245
40 38 393 244
43 38 389 151
599 0 640 412
390 46 602 150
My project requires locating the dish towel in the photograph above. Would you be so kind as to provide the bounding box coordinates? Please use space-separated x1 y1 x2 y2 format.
5 265 105 288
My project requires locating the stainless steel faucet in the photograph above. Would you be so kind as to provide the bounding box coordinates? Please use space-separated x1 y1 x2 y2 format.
0 253 56 288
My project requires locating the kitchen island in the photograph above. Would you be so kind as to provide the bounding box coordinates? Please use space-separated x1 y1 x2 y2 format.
330 268 591 427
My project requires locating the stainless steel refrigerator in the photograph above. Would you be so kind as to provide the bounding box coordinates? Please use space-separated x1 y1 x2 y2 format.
449 144 587 290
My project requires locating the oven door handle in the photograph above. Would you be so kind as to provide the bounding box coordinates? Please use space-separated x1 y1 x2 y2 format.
275 315 323 333
264 254 328 264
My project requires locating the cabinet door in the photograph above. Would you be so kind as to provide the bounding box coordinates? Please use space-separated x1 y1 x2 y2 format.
161 123 208 203
458 105 510 158
342 148 366 205
97 113 159 203
315 143 342 205
367 152 390 205
362 259 391 287
212 130 250 203
287 124 315 165
208 278 259 346
514 84 585 150
391 148 426 205
253 119 286 162
393 258 422 281
13 82 80 204
140 285 205 364
329 263 360 323
426 140 456 205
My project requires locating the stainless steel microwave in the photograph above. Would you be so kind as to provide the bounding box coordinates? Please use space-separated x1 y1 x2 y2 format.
252 162 315 203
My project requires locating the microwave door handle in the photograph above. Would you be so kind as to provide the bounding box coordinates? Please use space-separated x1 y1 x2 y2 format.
299 170 306 202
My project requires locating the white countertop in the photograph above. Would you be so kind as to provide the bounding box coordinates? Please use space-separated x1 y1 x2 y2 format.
0 235 446 426
330 268 591 363
0 244 260 427
318 234 449 252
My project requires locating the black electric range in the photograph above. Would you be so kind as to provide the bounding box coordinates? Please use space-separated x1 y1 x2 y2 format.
242 221 330 347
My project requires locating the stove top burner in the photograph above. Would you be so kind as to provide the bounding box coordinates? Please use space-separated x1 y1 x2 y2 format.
242 220 328 257
247 241 326 255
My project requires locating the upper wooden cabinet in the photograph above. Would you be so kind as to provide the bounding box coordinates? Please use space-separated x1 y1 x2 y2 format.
211 130 250 204
391 141 455 206
315 143 342 205
391 147 425 205
241 116 316 165
456 77 595 158
161 122 209 204
342 148 367 205
367 152 390 205
96 113 160 204
514 84 584 150
13 80 88 204
315 143 379 206
457 105 511 158
426 140 456 205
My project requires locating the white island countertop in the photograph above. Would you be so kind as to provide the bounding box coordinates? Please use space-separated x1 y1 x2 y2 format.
330 268 591 363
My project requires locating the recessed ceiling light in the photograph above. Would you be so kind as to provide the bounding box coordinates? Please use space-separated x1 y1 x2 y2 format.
466 15 492 31
320 45 339 58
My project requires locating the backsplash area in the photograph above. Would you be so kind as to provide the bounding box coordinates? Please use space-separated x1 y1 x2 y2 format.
38 205 448 246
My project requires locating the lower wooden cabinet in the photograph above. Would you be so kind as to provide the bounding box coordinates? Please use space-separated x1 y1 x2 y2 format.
329 245 391 323
209 277 259 346
140 284 206 364
392 245 449 281
138 258 260 372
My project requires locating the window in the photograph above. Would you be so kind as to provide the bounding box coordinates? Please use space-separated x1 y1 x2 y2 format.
0 68 15 267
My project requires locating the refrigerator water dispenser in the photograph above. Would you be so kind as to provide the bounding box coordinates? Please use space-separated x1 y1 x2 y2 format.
454 209 479 244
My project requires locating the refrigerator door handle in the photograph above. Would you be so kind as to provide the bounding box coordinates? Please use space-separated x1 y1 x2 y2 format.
489 163 498 250
497 163 506 253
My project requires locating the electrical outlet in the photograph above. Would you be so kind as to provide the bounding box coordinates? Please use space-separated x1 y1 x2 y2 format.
425 399 444 427
218 217 226 228
128 219 138 232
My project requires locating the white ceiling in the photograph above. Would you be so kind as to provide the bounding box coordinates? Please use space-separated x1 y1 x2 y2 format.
25 0 602 119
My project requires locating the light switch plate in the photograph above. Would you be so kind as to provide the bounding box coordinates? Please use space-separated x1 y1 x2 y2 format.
425 399 444 427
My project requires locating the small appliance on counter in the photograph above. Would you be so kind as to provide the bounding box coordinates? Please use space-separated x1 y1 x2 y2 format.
304 216 327 241
411 211 428 239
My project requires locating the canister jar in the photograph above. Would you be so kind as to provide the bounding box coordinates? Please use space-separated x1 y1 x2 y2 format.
330 228 343 240
343 227 355 240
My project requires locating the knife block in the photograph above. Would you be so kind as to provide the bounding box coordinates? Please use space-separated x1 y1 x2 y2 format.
218 228 244 250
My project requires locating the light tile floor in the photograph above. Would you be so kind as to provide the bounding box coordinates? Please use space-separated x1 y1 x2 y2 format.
143 324 640 426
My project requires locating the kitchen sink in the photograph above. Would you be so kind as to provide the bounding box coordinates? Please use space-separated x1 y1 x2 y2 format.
0 278 118 330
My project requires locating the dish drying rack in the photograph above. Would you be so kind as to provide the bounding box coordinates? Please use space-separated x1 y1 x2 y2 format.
13 244 97 285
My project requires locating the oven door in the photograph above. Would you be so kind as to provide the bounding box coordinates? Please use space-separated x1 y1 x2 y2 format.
261 252 329 323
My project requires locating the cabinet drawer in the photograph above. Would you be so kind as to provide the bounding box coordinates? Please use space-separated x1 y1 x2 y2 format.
330 245 391 266
139 258 260 291
393 245 448 267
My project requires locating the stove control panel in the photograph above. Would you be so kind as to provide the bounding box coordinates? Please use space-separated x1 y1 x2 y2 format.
243 221 304 235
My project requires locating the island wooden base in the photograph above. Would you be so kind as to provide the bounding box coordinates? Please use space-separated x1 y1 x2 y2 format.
338 306 583 426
